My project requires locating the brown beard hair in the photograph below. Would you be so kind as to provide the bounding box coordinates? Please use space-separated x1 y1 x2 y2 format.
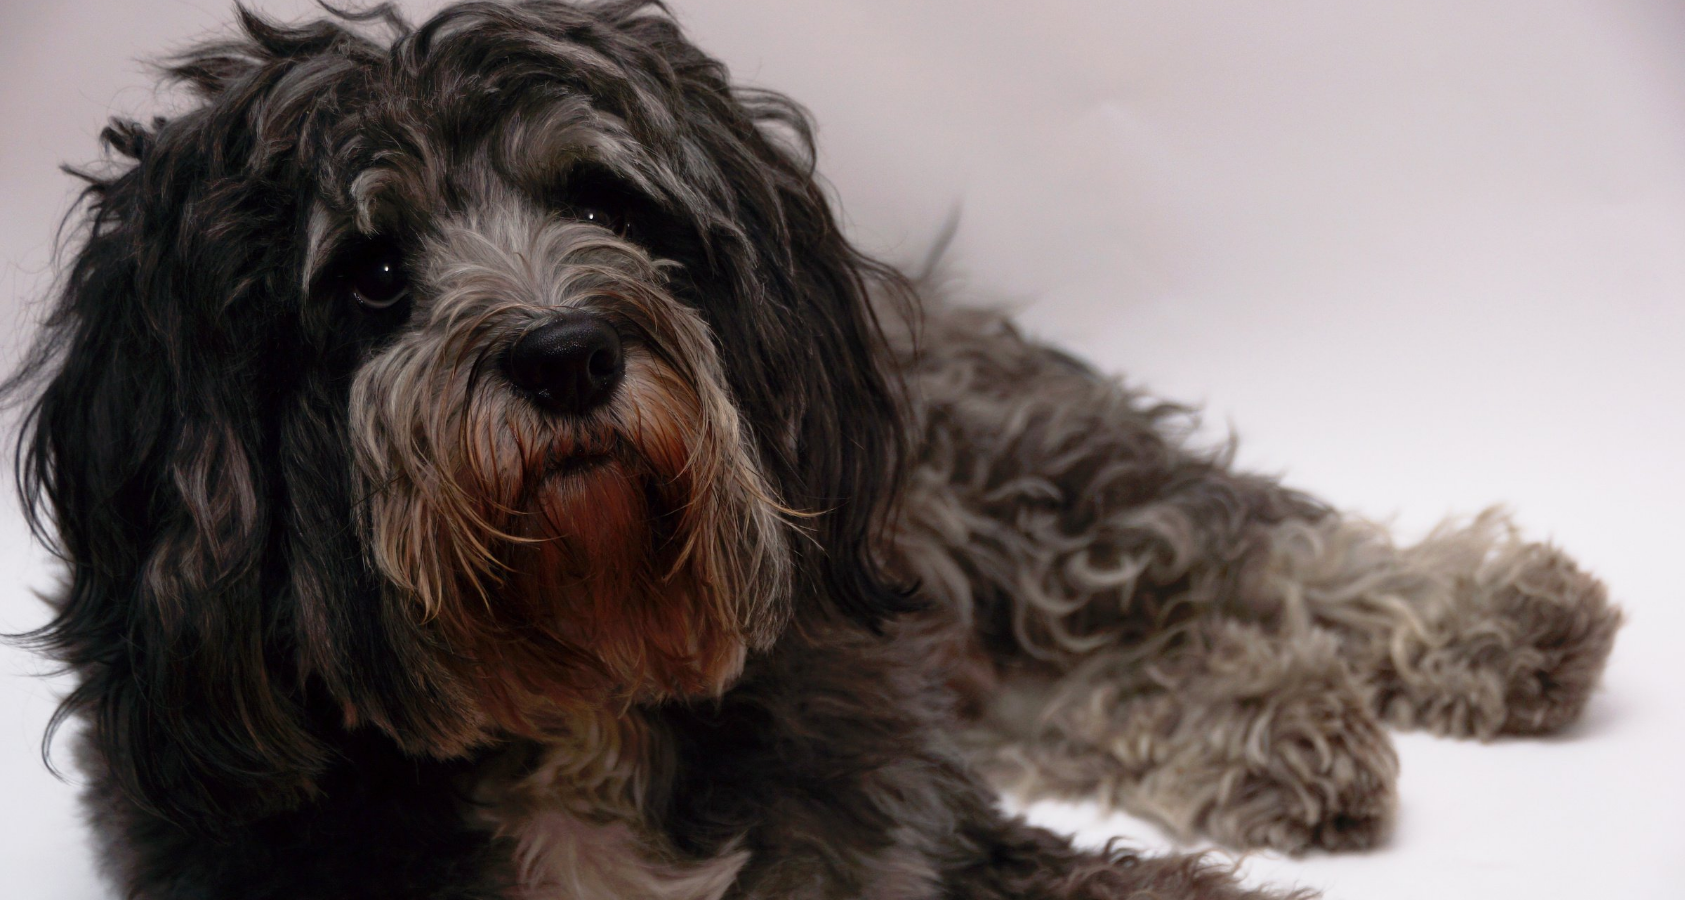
364 333 768 739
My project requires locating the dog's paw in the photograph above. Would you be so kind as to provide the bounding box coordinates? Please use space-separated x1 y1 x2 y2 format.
1118 626 1401 855
1370 541 1622 739
1487 544 1622 736
1179 703 1398 855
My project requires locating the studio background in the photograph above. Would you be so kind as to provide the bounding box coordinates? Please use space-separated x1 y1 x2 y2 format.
2 1 1681 897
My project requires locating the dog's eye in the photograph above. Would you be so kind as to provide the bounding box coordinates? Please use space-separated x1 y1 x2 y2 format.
555 167 639 238
345 243 410 310
569 203 625 235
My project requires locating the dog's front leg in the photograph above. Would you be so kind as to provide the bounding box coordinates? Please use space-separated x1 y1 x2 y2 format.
1269 509 1621 739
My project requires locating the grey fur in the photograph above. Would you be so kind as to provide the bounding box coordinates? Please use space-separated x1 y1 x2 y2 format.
890 300 1622 853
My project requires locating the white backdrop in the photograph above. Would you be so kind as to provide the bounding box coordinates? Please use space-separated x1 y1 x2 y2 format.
2 2 1682 898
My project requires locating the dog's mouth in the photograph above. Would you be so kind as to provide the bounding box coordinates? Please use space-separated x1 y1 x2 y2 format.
541 435 623 479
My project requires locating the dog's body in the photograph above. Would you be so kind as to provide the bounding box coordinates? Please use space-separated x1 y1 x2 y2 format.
9 3 1620 898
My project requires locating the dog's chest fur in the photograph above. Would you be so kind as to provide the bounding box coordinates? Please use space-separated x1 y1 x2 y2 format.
472 715 748 900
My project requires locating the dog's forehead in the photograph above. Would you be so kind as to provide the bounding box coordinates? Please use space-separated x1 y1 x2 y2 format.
299 26 725 283
329 82 667 223
333 99 630 229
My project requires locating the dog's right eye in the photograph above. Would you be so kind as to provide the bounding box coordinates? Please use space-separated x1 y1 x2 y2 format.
343 242 410 310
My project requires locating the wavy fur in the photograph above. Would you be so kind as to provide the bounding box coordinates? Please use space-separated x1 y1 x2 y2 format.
6 3 1618 897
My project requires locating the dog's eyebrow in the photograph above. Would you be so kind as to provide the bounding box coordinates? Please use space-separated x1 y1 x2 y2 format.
302 201 353 291
496 102 660 194
489 98 731 233
303 164 426 292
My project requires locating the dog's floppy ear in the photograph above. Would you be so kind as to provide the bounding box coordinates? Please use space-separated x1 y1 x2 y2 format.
723 111 921 629
7 11 493 819
603 9 920 628
8 106 330 827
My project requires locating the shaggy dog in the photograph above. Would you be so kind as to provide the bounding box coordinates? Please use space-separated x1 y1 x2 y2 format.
8 2 1621 898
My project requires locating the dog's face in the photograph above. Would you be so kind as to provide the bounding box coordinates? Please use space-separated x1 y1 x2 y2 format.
15 1 907 825
344 132 792 740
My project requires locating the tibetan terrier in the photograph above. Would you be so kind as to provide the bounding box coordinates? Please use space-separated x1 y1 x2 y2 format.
8 3 1621 898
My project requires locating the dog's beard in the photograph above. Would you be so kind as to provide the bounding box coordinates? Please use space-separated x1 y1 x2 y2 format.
349 206 792 741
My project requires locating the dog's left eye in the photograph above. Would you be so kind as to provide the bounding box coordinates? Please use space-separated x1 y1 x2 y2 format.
568 203 625 235
555 167 639 238
345 243 410 310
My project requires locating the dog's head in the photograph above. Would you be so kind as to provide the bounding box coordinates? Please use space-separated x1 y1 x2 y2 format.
10 1 909 827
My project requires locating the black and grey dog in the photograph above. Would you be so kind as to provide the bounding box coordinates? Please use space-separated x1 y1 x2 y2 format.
7 2 1621 898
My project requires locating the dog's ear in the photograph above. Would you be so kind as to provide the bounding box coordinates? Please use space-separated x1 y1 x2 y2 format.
721 110 922 630
597 8 920 628
8 101 332 829
10 10 492 827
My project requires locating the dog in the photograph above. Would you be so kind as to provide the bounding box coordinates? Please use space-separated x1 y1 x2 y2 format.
5 2 1622 897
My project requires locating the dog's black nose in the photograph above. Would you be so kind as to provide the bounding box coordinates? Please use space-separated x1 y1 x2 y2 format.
505 311 624 413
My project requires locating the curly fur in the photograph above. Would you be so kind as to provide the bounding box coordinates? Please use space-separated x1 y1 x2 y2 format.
4 2 1619 898
888 303 1619 855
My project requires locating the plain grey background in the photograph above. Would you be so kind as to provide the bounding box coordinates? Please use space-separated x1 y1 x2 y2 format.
3 2 1682 898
